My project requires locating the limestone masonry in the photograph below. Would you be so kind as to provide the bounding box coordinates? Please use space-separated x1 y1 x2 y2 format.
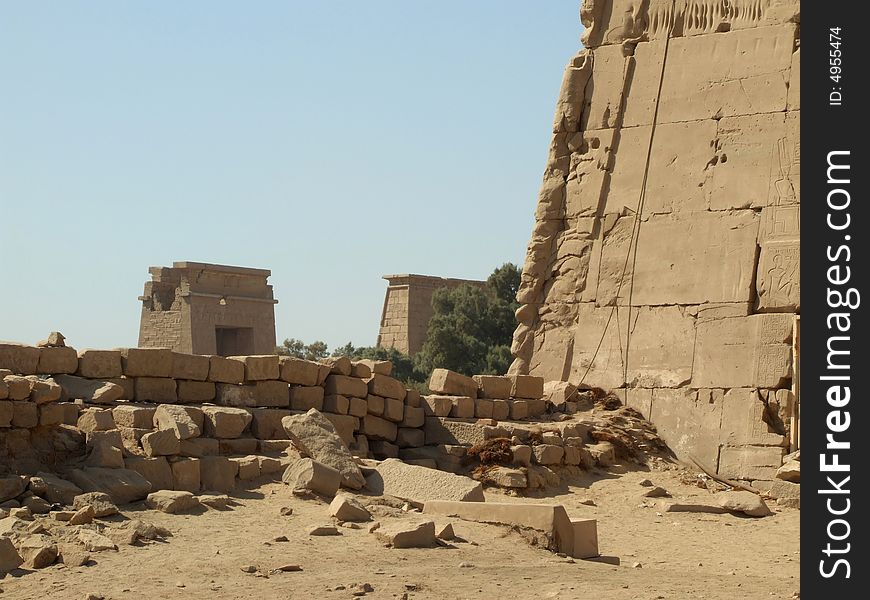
510 0 800 480
377 274 486 355
138 262 278 356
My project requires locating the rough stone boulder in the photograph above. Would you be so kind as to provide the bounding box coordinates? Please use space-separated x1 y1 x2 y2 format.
282 458 341 497
67 467 152 505
372 519 437 548
329 494 371 522
776 459 800 483
73 492 119 517
53 374 124 404
0 475 28 503
365 459 484 506
18 534 58 569
715 491 773 517
0 537 24 574
28 473 83 505
146 490 201 514
281 409 366 490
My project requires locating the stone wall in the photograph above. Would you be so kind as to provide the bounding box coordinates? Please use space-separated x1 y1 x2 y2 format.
377 274 486 355
138 261 278 356
509 0 800 480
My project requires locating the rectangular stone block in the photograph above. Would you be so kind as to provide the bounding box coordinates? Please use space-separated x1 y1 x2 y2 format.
36 346 78 374
718 445 785 480
170 457 201 492
11 401 38 428
367 374 406 401
361 414 397 442
719 388 787 447
422 395 453 417
207 356 245 384
449 396 475 419
214 383 256 408
509 400 529 420
423 417 485 446
349 361 371 379
177 380 216 403
404 389 421 408
112 404 157 429
491 399 510 421
348 396 368 418
286 385 321 411
229 355 279 381
171 352 210 381
383 397 404 423
106 377 135 400
0 401 11 427
396 428 425 448
322 413 358 447
472 375 512 399
692 314 793 388
249 408 293 440
598 211 760 306
571 519 599 559
133 377 177 403
125 456 173 492
323 394 349 415
220 438 258 455
400 405 425 428
509 375 544 400
475 399 494 419
0 343 41 375
649 389 721 468
39 403 66 425
119 348 172 377
77 349 122 379
367 394 385 416
356 359 392 376
428 368 478 398
279 357 321 386
324 375 367 398
255 380 290 407
200 456 238 492
179 437 220 457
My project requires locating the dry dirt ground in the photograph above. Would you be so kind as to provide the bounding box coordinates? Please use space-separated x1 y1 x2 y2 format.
0 467 799 600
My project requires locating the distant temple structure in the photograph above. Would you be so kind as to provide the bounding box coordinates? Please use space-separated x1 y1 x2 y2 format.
376 274 485 355
138 261 277 356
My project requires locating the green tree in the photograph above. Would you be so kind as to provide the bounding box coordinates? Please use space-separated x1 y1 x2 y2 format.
414 263 520 377
275 338 329 361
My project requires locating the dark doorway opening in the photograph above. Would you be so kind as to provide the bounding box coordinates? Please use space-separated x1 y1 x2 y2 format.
215 326 255 356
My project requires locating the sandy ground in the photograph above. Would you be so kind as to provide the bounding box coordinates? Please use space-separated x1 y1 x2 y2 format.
0 467 799 600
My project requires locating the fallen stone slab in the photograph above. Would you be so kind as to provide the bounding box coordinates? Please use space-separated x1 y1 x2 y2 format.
365 459 484 507
429 369 478 398
54 374 124 404
308 524 340 536
423 500 575 555
0 537 24 573
282 458 341 497
715 491 773 517
147 490 201 514
329 495 371 522
68 467 152 505
282 409 365 490
372 519 437 548
766 480 800 509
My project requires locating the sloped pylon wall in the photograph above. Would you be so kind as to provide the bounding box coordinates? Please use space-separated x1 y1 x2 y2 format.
510 0 800 481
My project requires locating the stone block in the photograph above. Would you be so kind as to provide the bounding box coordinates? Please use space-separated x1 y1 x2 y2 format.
399 405 424 428
202 406 252 439
329 494 371 522
4 375 31 400
720 388 786 447
77 349 122 378
512 444 532 467
509 375 544 399
11 401 38 428
200 456 238 492
693 314 793 388
214 383 256 407
206 356 243 384
396 428 425 448
0 536 24 573
86 443 125 468
533 444 564 465
366 394 385 416
71 466 153 504
279 357 321 386
39 403 66 425
229 355 279 381
146 490 200 514
258 456 283 475
171 352 210 381
36 346 78 374
290 385 324 411
424 500 572 554
367 374 406 401
281 409 365 489
112 404 156 429
718 446 785 480
218 438 258 455
370 440 399 458
323 356 352 376
325 375 367 398
177 381 216 403
361 414 397 442
231 455 260 480
422 395 453 417
347 396 368 418
349 361 371 379
133 377 177 403
428 368 478 398
373 519 437 549
28 378 61 404
0 343 41 375
492 399 510 420
509 400 529 420
449 396 475 419
367 459 484 506
474 398 494 419
250 408 293 440
142 429 181 457
405 389 421 408
571 519 599 559
154 404 202 440
282 458 340 497
383 397 404 423
53 374 124 404
77 408 116 432
648 388 722 467
423 417 485 446
0 401 11 427
321 413 358 448
472 375 512 399
119 348 172 377
323 394 349 415
357 359 392 376
179 437 219 457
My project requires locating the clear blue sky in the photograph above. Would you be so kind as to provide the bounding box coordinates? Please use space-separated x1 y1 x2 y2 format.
0 1 582 351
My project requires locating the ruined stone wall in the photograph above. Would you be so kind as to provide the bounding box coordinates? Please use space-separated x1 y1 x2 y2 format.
510 0 800 482
377 275 487 355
